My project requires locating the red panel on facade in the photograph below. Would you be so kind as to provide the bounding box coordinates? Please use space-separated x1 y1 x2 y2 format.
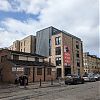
64 46 71 66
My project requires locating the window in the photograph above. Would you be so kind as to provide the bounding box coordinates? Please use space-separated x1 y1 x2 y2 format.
77 59 80 67
47 68 51 75
24 68 30 75
76 51 79 58
55 47 61 55
21 42 22 46
55 36 61 45
37 68 42 75
24 48 25 52
49 39 51 47
76 45 79 49
21 49 22 52
1 55 7 62
77 62 80 67
76 41 79 49
56 57 61 66
24 41 25 46
13 55 19 60
35 57 39 62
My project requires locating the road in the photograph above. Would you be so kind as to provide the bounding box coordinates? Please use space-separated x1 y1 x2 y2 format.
0 81 100 100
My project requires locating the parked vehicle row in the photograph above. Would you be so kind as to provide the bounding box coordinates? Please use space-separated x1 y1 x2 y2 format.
83 73 100 82
65 73 100 85
65 74 84 85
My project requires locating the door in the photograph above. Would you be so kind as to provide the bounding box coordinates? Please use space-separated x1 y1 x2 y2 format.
57 68 61 78
64 68 71 76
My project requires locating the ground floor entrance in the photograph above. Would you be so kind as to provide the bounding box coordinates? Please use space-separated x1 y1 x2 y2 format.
57 68 62 78
64 68 71 76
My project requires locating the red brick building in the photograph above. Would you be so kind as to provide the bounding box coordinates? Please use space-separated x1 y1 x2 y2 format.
0 49 56 83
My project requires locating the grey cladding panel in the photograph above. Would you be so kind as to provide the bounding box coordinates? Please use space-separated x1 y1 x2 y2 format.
36 28 51 57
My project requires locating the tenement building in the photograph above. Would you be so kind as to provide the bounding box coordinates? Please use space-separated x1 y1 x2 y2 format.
83 52 100 74
8 35 36 53
36 26 84 78
0 49 56 83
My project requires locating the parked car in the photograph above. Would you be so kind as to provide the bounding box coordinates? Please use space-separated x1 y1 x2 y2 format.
83 74 96 82
65 74 84 85
94 74 100 81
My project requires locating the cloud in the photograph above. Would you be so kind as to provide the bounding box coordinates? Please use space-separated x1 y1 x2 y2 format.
0 0 47 15
0 0 99 56
38 0 99 56
0 0 12 11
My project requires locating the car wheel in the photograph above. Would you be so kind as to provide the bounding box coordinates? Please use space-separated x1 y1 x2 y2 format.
73 80 77 85
65 81 68 85
81 79 84 84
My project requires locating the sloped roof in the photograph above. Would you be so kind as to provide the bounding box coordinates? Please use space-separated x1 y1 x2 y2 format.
9 59 55 67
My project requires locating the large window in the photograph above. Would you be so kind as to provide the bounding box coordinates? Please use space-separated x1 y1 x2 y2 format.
55 36 61 45
55 47 61 55
24 68 30 75
37 68 42 75
47 68 51 75
56 57 61 66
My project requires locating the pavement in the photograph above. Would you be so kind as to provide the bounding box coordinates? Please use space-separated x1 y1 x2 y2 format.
0 81 100 100
0 79 64 89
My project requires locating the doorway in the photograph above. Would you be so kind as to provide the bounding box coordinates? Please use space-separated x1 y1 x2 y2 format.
64 68 71 76
57 68 61 78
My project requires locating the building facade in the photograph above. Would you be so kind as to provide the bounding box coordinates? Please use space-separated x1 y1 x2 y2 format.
36 26 84 78
0 49 56 83
36 26 61 57
8 35 36 54
83 52 100 74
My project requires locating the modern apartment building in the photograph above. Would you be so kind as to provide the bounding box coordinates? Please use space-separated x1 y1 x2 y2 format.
36 26 84 78
8 35 36 53
83 52 100 74
36 27 61 57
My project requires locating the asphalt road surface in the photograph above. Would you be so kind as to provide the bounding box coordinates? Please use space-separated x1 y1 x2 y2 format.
0 81 100 100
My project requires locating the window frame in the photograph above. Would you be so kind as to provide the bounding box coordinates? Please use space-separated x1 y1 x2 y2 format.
37 68 42 75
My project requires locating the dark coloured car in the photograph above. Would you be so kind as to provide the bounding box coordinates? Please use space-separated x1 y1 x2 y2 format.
65 74 84 85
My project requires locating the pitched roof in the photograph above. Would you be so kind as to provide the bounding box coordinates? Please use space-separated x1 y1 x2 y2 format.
9 59 55 67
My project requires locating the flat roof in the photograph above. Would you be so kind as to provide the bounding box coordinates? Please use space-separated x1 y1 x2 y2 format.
36 26 82 41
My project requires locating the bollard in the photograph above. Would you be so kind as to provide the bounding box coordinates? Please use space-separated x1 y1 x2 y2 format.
24 78 27 88
51 78 53 85
40 79 41 87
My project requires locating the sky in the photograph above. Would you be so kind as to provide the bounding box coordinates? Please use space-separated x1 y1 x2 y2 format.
0 0 99 57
